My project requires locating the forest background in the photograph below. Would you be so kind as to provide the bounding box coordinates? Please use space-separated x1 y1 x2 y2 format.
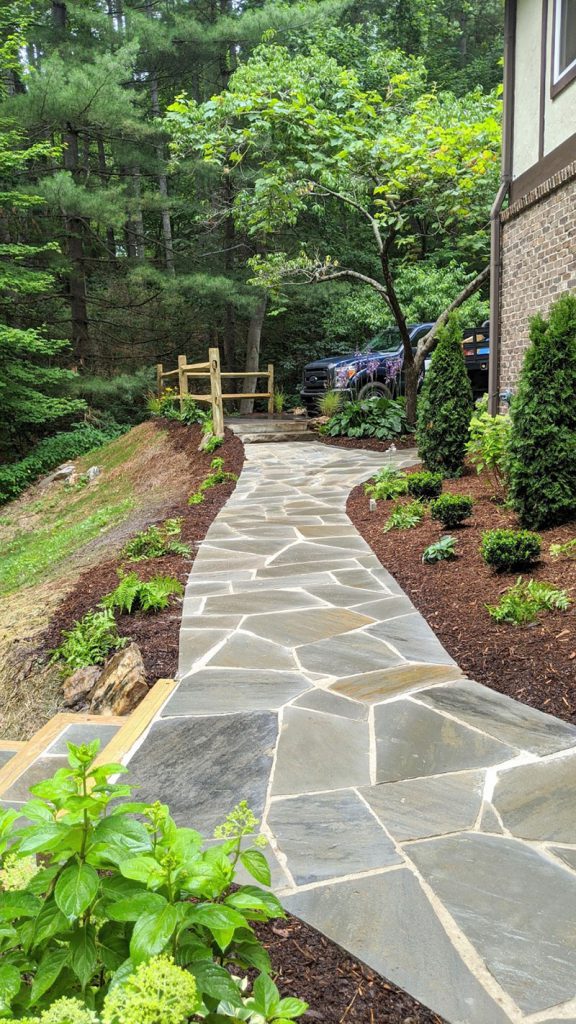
0 0 503 465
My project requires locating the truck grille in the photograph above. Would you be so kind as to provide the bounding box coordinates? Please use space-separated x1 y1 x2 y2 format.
303 367 329 392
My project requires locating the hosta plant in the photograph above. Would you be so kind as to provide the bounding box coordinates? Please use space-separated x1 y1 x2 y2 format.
364 466 408 501
102 572 183 614
422 535 457 563
0 744 308 1022
383 500 425 532
321 397 407 440
487 578 570 625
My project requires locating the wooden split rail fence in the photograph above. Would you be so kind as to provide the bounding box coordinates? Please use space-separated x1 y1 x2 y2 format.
156 347 274 439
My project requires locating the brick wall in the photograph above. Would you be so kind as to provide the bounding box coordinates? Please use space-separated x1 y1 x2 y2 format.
499 173 576 399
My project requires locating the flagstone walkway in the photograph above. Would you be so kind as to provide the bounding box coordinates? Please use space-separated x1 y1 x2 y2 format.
127 441 576 1024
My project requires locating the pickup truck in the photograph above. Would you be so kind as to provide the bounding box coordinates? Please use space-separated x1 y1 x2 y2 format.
300 323 489 413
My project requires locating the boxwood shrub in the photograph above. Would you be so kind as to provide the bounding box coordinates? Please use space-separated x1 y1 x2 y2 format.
430 494 474 528
480 527 541 572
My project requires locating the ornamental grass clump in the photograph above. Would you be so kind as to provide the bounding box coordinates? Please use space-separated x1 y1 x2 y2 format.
430 494 474 529
406 470 443 500
508 293 576 528
416 314 473 477
0 742 309 1022
480 528 541 572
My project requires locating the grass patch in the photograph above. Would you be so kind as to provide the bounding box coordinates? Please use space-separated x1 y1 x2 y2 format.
0 499 134 593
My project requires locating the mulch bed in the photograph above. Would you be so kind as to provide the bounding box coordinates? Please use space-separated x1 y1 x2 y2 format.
257 917 445 1024
43 420 244 683
315 433 416 453
348 466 576 723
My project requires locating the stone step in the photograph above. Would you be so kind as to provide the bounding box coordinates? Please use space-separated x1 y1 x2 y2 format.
225 418 314 443
239 430 317 444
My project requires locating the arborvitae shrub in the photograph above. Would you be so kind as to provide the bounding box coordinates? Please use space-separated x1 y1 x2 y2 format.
416 315 473 477
508 294 576 528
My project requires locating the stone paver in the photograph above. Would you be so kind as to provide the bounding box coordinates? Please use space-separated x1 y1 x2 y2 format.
124 441 576 1024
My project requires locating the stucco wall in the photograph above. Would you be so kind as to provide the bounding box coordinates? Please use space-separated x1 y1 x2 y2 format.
499 172 576 395
512 0 576 180
513 0 543 176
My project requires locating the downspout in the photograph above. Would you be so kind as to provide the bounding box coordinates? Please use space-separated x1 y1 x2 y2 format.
489 0 517 414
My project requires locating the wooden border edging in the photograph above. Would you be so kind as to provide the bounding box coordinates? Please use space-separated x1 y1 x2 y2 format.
0 713 125 798
94 678 177 768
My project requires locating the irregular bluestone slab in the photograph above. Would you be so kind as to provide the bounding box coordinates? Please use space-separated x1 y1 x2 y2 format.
416 679 576 756
126 713 278 833
272 707 370 795
331 663 463 703
268 790 401 884
283 870 512 1024
297 632 403 677
408 833 576 1014
245 607 373 646
360 770 484 841
368 614 455 666
292 688 367 721
202 590 325 616
3 756 69 803
374 701 515 783
493 753 576 843
46 722 120 755
550 847 576 872
207 633 297 670
162 669 309 717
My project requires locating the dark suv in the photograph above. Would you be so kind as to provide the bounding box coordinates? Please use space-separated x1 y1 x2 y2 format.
300 323 489 413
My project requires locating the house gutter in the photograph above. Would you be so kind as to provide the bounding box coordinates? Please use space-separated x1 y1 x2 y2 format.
489 0 517 414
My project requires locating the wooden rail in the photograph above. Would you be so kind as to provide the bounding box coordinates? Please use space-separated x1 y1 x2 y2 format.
156 349 274 439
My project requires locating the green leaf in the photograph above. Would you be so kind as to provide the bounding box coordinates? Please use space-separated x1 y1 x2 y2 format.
0 891 41 920
119 855 161 884
0 963 20 1009
30 898 69 946
55 862 99 920
98 921 130 972
92 815 152 864
253 972 280 1016
239 849 271 886
129 905 178 963
191 961 244 1008
276 996 309 1019
30 947 69 1005
16 824 72 856
107 891 167 922
70 925 97 989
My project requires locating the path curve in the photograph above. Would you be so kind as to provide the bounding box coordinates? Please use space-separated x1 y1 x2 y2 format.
127 442 576 1024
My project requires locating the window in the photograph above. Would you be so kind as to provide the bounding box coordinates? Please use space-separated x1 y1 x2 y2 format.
553 0 576 92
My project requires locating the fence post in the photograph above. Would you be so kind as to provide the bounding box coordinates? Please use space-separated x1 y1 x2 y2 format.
267 363 275 416
177 354 188 411
209 347 224 438
156 363 163 398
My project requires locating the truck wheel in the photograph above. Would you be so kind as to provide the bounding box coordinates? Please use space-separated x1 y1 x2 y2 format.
357 381 392 400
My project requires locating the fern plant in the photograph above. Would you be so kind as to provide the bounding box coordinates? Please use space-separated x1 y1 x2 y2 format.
550 538 576 559
50 609 126 674
487 578 570 625
189 457 238 505
102 572 184 614
122 518 191 561
383 500 425 532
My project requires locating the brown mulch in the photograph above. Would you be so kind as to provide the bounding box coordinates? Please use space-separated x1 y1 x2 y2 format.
43 421 244 684
348 466 576 723
316 434 416 453
256 917 444 1023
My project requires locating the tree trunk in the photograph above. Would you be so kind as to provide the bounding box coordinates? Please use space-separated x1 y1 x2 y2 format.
239 294 268 415
63 128 91 366
404 361 419 432
131 167 145 260
146 2 175 276
96 135 117 263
